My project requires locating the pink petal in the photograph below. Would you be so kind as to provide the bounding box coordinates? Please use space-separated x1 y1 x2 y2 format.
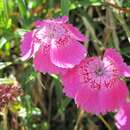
50 40 86 68
64 24 87 41
100 80 128 113
75 79 128 115
34 20 46 27
123 65 130 77
61 66 81 98
20 32 34 60
104 48 130 77
33 45 65 74
75 87 100 114
115 103 130 130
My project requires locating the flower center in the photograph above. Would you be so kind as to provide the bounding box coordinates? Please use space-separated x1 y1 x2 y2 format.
35 23 66 44
79 57 119 90
95 68 104 76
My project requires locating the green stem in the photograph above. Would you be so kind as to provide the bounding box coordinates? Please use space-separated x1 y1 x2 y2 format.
0 78 14 85
74 110 84 130
115 13 130 43
98 115 112 130
111 0 130 43
3 106 8 130
81 15 104 55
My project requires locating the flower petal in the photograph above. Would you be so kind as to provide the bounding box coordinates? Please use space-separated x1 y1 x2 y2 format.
100 80 128 113
34 20 46 27
20 32 34 60
33 45 65 74
115 103 130 130
61 66 81 98
75 79 128 115
50 39 86 68
104 48 130 77
64 24 87 41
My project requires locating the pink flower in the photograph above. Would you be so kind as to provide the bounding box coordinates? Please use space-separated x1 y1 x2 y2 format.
61 48 129 114
20 16 87 74
115 102 130 130
0 84 22 110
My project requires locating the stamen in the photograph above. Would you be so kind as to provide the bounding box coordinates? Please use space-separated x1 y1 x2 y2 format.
79 57 119 90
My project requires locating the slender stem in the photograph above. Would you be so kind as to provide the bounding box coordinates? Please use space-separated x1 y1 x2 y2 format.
81 15 104 55
74 110 84 130
3 106 8 130
115 13 130 43
109 0 130 43
98 115 112 130
48 81 55 129
108 8 120 51
106 1 130 14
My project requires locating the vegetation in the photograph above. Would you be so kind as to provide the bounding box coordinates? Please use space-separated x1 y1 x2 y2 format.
0 0 130 130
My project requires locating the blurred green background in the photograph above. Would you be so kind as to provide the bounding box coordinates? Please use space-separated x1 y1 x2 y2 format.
0 0 130 130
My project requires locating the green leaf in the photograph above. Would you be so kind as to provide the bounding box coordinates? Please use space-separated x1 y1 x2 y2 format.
123 1 130 7
48 0 54 8
26 70 37 84
61 0 70 15
0 37 7 49
121 47 130 59
121 46 130 54
78 0 103 6
5 41 11 56
17 0 27 19
0 0 4 11
58 97 71 113
53 76 62 103
20 65 37 91
0 78 14 84
32 107 41 115
10 102 23 113
6 18 12 29
0 0 9 27
0 62 12 70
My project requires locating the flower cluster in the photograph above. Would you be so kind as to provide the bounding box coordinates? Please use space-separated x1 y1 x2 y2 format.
0 83 22 110
20 16 130 130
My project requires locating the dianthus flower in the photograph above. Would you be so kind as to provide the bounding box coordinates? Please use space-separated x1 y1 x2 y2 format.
0 83 22 110
61 48 130 114
115 102 130 130
20 16 87 74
